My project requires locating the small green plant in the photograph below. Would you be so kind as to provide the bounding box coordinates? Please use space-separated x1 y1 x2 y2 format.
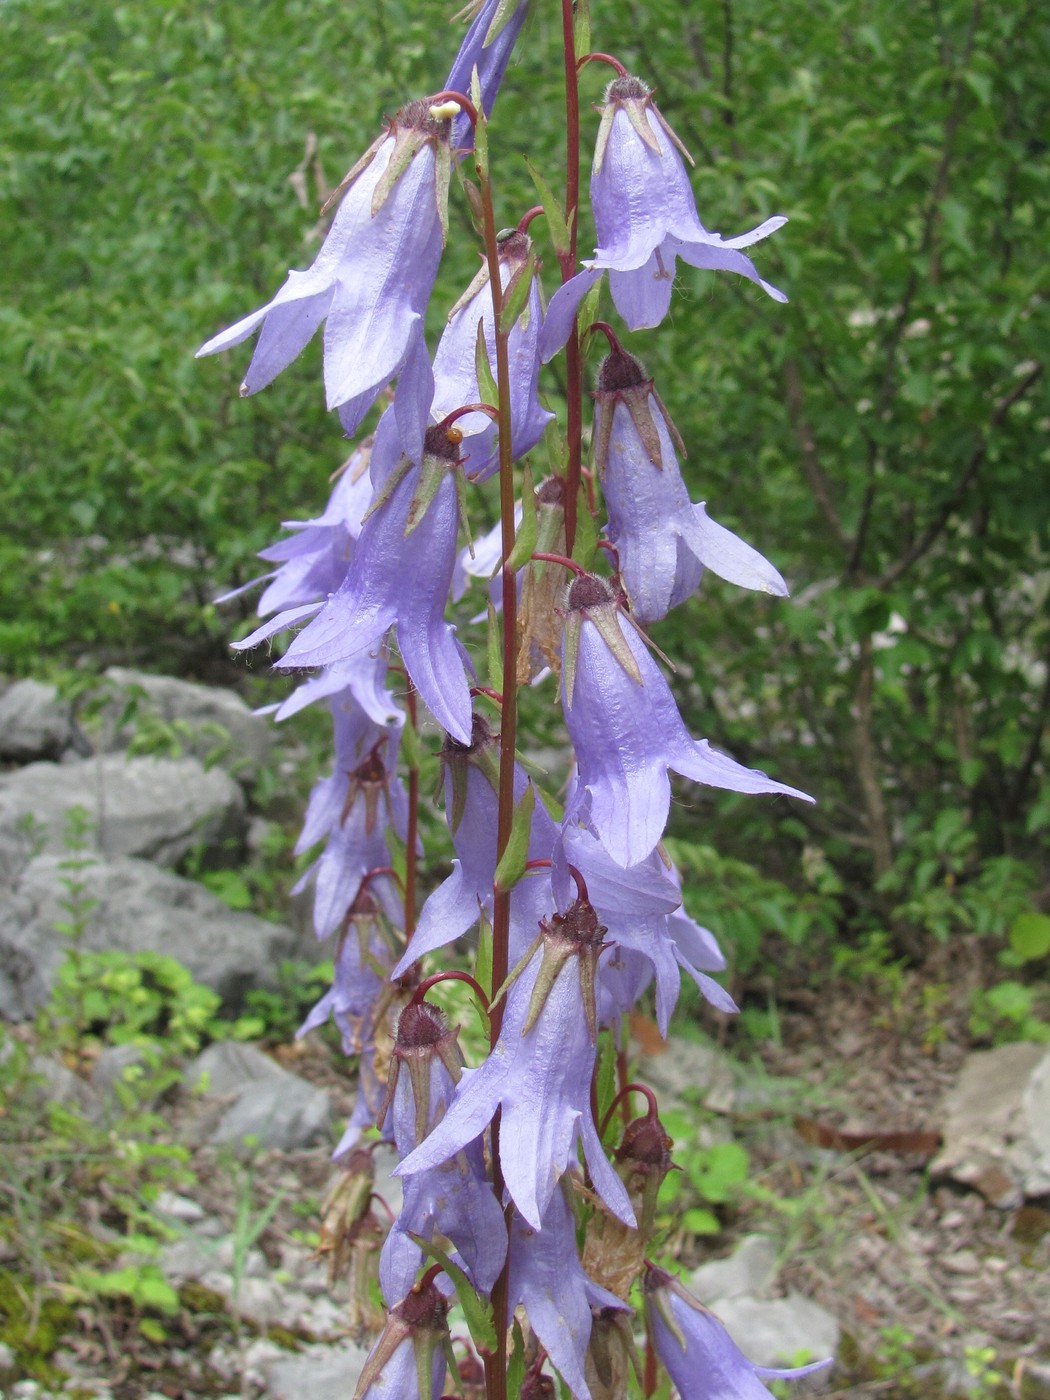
658 1109 750 1237
240 958 336 1045
970 908 1050 1045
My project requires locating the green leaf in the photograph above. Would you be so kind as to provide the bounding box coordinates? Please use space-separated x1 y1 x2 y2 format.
470 66 488 178
1009 912 1050 964
486 601 504 691
524 158 571 259
474 317 499 410
507 1319 526 1399
408 1233 497 1352
571 482 598 569
505 463 538 571
682 1206 721 1235
499 246 536 334
494 781 536 894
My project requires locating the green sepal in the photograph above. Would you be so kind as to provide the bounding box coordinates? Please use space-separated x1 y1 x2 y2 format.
499 245 536 334
563 611 581 705
624 96 662 155
504 463 538 571
525 157 572 259
573 0 591 61
361 454 414 526
405 455 448 536
474 317 499 410
591 601 643 685
484 0 523 46
407 1234 497 1353
434 139 452 246
486 601 504 691
494 780 536 895
571 482 599 569
470 66 488 178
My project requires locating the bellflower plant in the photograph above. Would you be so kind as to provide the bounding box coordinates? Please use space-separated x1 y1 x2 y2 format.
198 4 829 1395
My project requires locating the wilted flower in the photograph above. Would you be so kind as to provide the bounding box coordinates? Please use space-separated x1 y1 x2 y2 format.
561 574 812 866
644 1264 832 1399
593 341 787 624
396 900 634 1230
198 100 453 435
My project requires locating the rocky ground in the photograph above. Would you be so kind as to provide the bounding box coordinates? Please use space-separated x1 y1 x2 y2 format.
2 672 1049 1399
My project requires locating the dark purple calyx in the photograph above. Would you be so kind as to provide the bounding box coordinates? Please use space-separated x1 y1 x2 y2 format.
524 897 608 1044
567 572 616 614
606 74 651 104
597 345 649 394
395 1000 449 1052
342 742 392 835
443 712 501 831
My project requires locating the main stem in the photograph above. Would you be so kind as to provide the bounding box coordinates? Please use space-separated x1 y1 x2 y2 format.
561 0 583 556
478 144 518 1400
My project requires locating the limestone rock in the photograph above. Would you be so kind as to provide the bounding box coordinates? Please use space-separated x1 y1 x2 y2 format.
708 1293 839 1372
189 1041 332 1152
0 854 297 1018
92 667 272 784
931 1042 1050 1205
0 679 75 761
690 1233 779 1303
263 1341 371 1399
0 752 245 880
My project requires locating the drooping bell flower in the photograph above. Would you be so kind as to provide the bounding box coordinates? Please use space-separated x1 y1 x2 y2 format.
293 699 407 941
215 439 374 617
554 820 736 1035
444 0 530 150
432 229 552 483
396 897 634 1231
297 882 400 1047
593 342 788 624
540 73 786 348
379 1001 506 1305
391 714 557 977
240 401 474 744
354 1273 451 1400
198 99 454 435
561 574 812 867
643 1264 832 1399
506 1185 628 1400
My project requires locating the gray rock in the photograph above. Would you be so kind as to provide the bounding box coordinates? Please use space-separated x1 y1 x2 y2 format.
931 1042 1050 1204
0 753 246 880
636 1037 737 1113
708 1292 839 1371
91 1042 151 1110
0 854 297 1018
690 1234 779 1303
0 680 74 761
27 1054 100 1118
189 1041 332 1152
263 1341 371 1400
91 668 272 785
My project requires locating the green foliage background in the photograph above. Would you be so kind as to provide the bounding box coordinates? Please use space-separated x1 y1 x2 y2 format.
2 0 1047 961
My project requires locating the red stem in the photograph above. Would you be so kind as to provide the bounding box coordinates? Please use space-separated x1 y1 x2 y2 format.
517 204 545 233
412 969 491 1014
427 89 479 126
404 683 419 936
560 0 583 557
531 550 587 577
577 51 629 77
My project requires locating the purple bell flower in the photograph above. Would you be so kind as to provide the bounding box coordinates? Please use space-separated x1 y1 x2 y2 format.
555 821 736 1035
379 1002 506 1305
507 1186 627 1400
396 900 635 1230
297 882 400 1049
432 230 552 483
540 74 785 350
293 696 407 940
354 1274 450 1400
561 575 812 866
644 1264 832 1399
391 714 557 977
444 0 530 150
198 100 453 436
593 342 787 624
239 401 474 745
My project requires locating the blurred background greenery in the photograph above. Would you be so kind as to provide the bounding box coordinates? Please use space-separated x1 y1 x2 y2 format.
2 0 1047 983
